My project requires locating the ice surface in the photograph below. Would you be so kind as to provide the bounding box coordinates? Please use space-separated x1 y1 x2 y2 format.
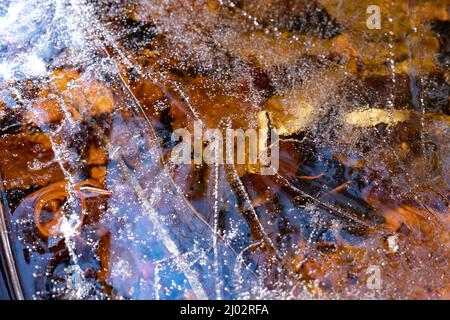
0 0 448 300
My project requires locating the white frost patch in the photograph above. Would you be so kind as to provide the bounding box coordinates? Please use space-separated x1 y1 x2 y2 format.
22 54 47 78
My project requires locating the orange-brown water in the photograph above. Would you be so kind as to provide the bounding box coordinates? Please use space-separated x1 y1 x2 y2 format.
0 0 448 299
